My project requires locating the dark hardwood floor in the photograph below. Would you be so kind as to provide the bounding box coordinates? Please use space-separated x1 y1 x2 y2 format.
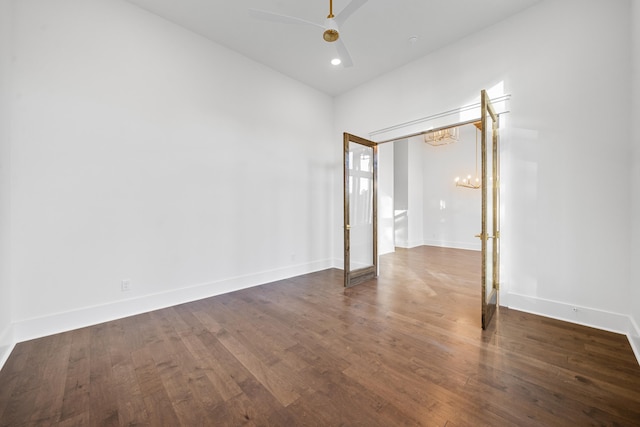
1 246 639 426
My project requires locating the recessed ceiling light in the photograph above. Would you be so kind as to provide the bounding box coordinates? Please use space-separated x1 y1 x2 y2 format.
331 58 342 66
408 35 418 45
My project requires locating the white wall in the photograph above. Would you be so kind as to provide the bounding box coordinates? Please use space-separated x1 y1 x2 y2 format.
422 125 481 251
407 139 424 247
377 142 394 255
334 0 635 336
392 140 408 248
0 0 14 366
7 0 334 341
630 0 640 356
387 126 481 253
392 138 424 249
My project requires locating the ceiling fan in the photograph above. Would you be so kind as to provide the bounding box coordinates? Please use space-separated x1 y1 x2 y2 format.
249 0 368 67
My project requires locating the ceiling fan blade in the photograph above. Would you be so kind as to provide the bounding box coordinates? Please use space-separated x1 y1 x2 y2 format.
335 38 354 68
335 0 368 27
249 8 324 29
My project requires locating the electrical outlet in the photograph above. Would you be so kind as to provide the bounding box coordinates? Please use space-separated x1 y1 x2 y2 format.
121 279 131 292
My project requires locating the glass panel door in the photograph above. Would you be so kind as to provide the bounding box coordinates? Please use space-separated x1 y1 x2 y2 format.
481 90 500 329
343 133 378 288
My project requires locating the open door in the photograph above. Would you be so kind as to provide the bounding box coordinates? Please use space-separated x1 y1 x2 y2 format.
480 90 500 329
343 133 378 288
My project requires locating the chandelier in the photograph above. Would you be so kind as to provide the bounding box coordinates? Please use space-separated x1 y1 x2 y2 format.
424 127 459 146
454 122 481 189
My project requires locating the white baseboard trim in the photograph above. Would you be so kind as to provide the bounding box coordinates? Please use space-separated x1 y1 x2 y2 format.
334 243 479 268
422 239 481 251
12 259 333 345
507 292 640 365
394 240 423 249
629 316 640 365
6 273 639 370
630 335 640 366
0 323 15 372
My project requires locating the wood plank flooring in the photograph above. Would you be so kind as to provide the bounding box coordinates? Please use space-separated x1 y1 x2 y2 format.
1 246 640 426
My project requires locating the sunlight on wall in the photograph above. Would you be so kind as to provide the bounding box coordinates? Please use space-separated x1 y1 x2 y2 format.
458 81 506 123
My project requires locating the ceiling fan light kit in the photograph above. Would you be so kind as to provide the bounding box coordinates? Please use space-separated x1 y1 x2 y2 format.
323 28 340 42
249 0 368 67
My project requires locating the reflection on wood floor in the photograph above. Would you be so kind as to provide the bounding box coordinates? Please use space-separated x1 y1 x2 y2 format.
1 246 639 425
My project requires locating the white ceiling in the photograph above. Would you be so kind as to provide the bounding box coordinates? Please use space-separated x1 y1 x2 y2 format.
124 0 540 96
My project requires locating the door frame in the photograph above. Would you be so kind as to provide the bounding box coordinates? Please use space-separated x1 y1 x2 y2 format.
342 90 503 328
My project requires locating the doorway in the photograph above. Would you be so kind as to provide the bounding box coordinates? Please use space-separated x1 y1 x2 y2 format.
343 90 500 329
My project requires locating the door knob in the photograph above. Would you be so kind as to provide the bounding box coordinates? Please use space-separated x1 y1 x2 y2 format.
475 233 496 240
